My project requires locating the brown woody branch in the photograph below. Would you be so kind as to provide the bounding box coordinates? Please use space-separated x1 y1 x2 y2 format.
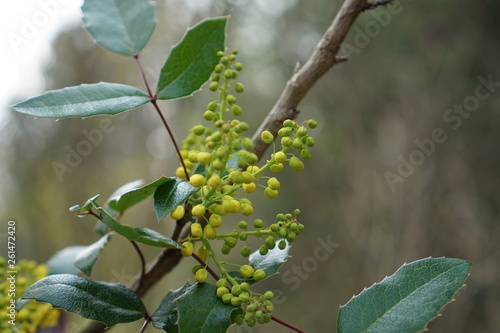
251 0 372 159
81 0 374 332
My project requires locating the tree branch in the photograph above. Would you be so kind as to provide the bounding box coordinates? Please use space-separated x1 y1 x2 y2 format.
251 0 369 160
80 1 370 332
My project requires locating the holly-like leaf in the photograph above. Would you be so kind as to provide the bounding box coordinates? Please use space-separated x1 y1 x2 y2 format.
69 194 100 214
152 283 241 333
156 17 227 100
46 246 87 275
152 283 192 332
91 201 182 249
82 0 156 56
153 178 199 221
12 83 150 119
229 240 291 284
107 177 173 213
337 257 472 333
22 274 146 326
74 233 112 277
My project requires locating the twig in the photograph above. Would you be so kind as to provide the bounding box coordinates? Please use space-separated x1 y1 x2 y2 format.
363 0 392 11
251 0 370 160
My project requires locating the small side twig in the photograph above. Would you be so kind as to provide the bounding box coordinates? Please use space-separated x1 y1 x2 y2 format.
363 0 392 11
130 241 146 290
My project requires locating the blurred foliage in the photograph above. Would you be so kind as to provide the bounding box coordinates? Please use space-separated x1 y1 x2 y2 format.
2 0 500 332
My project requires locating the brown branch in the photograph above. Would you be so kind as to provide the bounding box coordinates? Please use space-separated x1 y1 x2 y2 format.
251 0 370 160
80 1 371 332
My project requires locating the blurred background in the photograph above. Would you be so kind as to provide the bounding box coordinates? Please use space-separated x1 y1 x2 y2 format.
1 0 500 332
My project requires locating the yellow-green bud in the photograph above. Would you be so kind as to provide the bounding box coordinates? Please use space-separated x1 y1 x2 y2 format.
181 241 193 257
273 151 287 163
195 245 208 260
191 223 203 237
195 268 208 283
209 81 219 91
261 130 274 144
307 119 318 128
204 224 216 239
235 83 244 93
189 174 206 188
235 62 243 71
231 104 242 116
226 94 236 105
209 214 223 228
197 152 212 165
217 287 230 298
289 156 305 172
264 187 279 199
253 269 266 281
203 110 215 120
270 163 284 173
170 205 185 220
267 177 280 190
192 204 206 217
240 265 255 278
207 174 222 188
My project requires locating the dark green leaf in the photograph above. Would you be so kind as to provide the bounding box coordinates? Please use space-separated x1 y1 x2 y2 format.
337 257 472 333
12 83 149 119
153 178 198 221
152 283 192 332
108 177 173 213
91 201 182 249
74 234 112 277
46 246 87 275
22 274 146 326
156 17 227 100
153 283 241 333
82 0 156 55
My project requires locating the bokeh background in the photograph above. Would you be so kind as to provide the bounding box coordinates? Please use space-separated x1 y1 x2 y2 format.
1 0 500 332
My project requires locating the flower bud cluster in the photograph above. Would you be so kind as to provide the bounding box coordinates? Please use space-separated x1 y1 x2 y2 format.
0 258 60 332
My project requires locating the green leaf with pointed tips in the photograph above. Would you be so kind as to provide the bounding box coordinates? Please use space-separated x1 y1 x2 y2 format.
12 83 149 119
156 17 227 100
74 233 112 277
153 178 198 221
82 0 156 55
152 283 241 333
108 177 173 213
91 201 182 249
46 246 87 275
337 257 472 333
22 274 146 326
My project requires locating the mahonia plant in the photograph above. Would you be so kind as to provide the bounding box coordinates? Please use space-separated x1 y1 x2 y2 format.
9 0 472 332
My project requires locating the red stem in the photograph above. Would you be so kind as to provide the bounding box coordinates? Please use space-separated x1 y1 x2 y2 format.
133 53 190 181
271 315 308 333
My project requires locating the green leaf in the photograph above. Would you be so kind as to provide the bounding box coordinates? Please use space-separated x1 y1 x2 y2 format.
12 83 150 119
153 178 199 221
337 257 472 333
91 201 182 249
74 233 112 277
229 240 291 284
69 194 100 214
108 177 173 213
152 283 241 333
156 17 227 100
82 0 156 56
22 274 146 326
46 246 87 275
152 283 191 332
